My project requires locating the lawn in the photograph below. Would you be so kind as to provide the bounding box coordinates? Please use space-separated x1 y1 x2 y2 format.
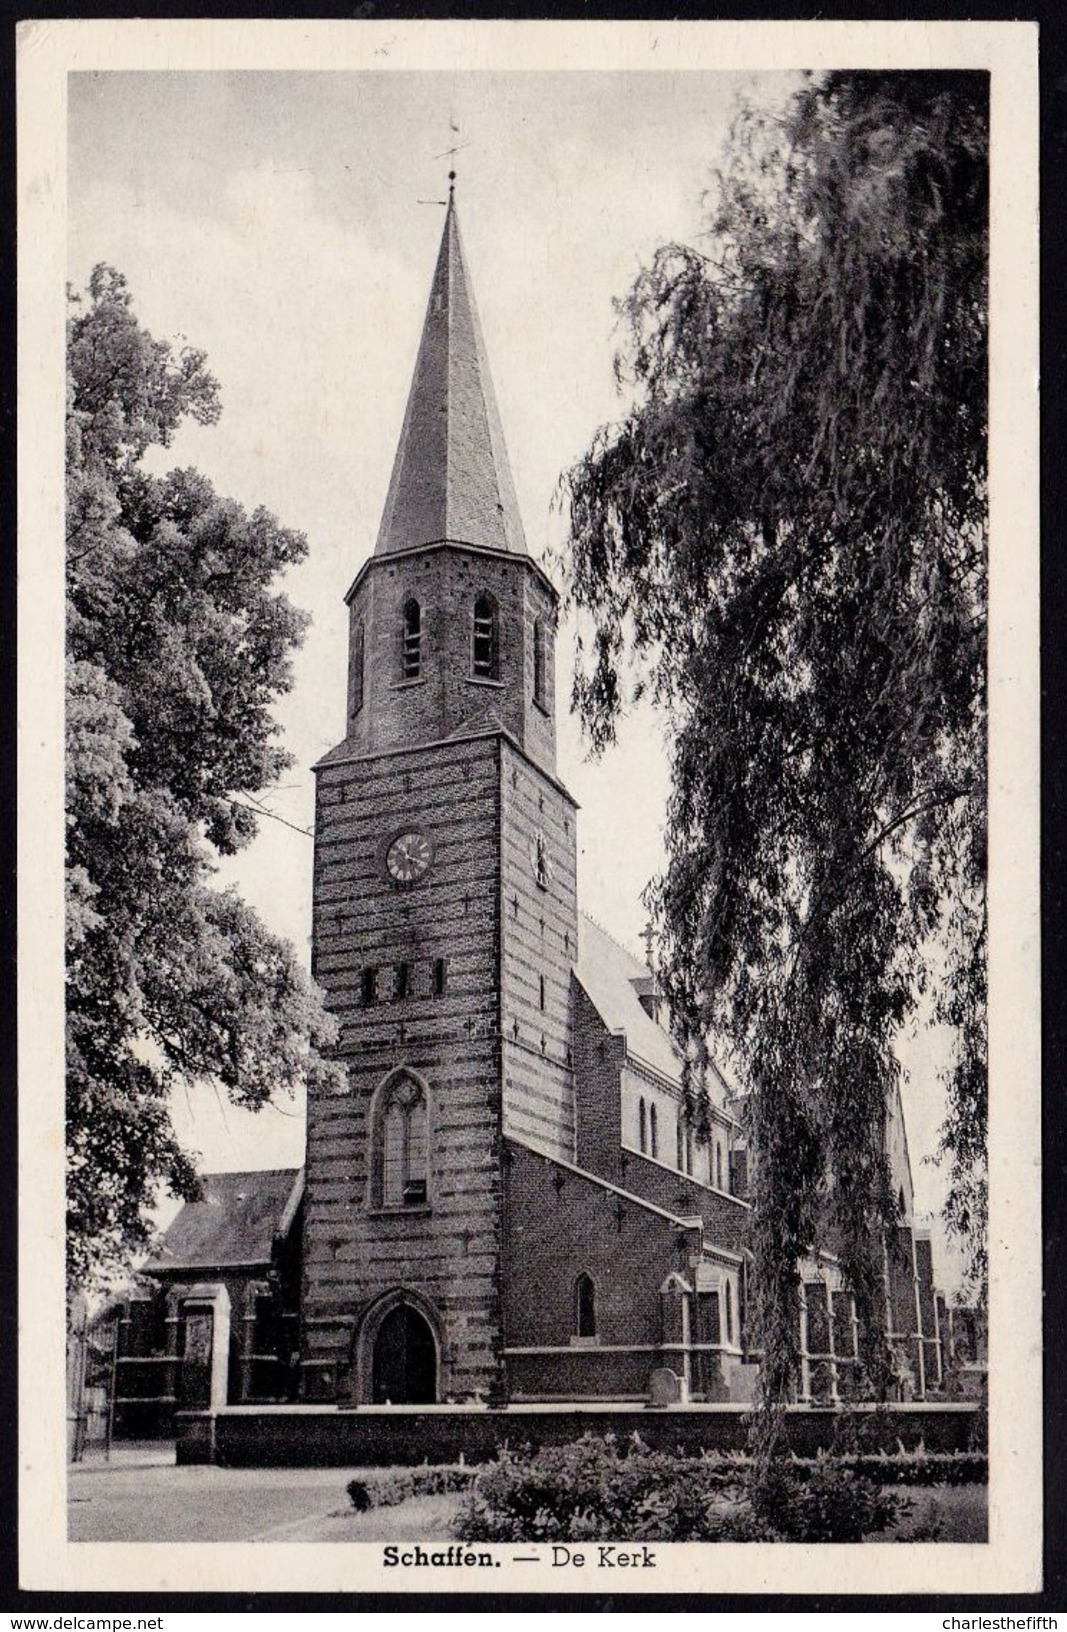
874 1484 987 1543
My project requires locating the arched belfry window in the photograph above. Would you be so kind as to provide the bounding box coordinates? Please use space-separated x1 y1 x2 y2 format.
649 1102 659 1159
372 1070 429 1209
639 1097 648 1154
532 616 548 709
472 593 500 680
575 1273 597 1338
350 618 365 717
402 599 422 680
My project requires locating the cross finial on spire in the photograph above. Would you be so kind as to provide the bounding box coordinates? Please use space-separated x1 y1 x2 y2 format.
434 114 470 192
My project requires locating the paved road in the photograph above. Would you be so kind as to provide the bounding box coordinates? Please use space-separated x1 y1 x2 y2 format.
68 1459 405 1543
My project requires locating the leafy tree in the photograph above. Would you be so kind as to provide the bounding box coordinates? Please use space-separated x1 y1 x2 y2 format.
66 265 340 1290
562 73 987 1428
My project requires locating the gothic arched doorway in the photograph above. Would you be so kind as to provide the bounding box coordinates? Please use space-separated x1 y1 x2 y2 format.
371 1302 437 1404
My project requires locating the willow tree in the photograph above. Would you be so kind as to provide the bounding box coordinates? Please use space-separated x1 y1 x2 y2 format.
563 73 987 1423
67 266 341 1289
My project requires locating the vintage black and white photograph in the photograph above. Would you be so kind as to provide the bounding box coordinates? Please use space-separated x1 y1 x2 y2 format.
18 18 1040 1598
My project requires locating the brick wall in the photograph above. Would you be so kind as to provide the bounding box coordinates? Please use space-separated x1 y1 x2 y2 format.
617 1150 750 1257
179 1401 985 1468
342 546 557 778
572 983 626 1181
572 981 750 1257
501 1138 700 1399
499 740 578 1163
303 733 506 1402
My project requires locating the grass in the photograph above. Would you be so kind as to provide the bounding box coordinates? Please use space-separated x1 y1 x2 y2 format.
873 1484 988 1543
275 1480 987 1544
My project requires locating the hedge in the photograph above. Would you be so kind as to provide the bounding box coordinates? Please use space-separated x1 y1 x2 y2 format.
346 1464 477 1511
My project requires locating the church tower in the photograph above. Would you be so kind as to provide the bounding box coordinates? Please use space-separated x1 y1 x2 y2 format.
300 192 579 1405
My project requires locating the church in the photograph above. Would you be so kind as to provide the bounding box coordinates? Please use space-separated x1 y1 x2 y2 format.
101 191 953 1440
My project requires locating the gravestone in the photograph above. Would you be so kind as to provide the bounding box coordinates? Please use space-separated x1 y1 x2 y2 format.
648 1366 685 1406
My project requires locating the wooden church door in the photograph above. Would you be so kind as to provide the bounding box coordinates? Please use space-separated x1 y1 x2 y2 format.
371 1304 436 1404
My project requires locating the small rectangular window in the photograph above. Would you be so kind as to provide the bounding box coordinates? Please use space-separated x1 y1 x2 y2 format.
539 973 546 1011
432 957 447 997
361 966 378 1007
395 962 411 1001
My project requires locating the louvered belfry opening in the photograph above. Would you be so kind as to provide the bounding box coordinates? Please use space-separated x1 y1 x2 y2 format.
402 598 421 679
472 593 499 679
533 616 547 707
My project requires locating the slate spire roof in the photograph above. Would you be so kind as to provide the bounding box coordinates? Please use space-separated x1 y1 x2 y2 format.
374 192 528 558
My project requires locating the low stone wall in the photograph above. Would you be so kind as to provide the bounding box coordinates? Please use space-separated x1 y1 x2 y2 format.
177 1401 982 1468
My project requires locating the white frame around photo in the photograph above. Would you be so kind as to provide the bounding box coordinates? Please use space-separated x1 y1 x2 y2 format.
18 16 1040 1597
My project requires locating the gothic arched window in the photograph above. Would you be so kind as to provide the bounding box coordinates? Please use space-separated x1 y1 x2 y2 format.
638 1097 647 1153
372 1071 429 1209
402 599 422 680
575 1273 597 1338
649 1103 659 1159
472 593 500 680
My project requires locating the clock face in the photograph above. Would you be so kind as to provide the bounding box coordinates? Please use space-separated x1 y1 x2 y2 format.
386 830 433 885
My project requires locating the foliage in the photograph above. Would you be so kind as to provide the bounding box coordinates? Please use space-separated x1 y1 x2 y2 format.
346 1466 477 1511
749 1456 900 1542
454 1434 757 1543
452 1432 910 1543
820 1449 987 1486
561 72 989 1432
66 265 341 1289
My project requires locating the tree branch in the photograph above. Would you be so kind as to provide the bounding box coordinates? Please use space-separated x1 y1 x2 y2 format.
791 782 979 964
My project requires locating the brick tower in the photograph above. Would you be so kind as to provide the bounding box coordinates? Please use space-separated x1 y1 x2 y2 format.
300 191 578 1405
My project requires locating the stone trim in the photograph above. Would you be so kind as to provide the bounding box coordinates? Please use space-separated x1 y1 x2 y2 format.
504 1134 706 1232
620 1142 752 1213
344 540 558 609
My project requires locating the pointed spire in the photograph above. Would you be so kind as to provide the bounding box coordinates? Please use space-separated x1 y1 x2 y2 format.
374 192 528 558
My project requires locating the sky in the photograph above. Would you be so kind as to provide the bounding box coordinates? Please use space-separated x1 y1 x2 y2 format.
66 66 959 1245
